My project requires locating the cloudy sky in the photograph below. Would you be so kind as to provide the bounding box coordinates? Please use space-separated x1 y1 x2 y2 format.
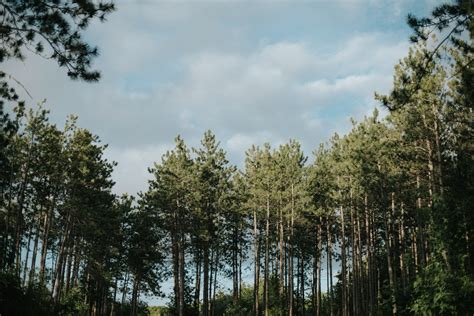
5 0 436 195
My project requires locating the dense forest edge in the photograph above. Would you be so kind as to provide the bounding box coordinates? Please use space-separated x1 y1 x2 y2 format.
0 1 473 316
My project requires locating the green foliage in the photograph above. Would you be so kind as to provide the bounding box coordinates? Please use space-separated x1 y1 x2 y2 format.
148 305 171 316
0 272 52 315
0 0 115 81
411 260 459 315
58 287 88 316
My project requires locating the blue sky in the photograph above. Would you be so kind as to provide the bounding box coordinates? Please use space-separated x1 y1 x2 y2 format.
6 0 437 195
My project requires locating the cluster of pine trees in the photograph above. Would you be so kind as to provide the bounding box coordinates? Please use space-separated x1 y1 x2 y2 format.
0 1 473 315
0 104 163 315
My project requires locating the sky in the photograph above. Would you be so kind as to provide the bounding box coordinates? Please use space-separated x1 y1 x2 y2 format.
5 0 438 196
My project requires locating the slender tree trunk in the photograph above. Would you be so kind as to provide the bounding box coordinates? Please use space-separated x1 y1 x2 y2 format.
239 234 243 300
312 250 317 315
22 224 32 286
29 205 44 286
232 227 239 304
415 173 423 272
194 252 201 312
232 222 239 305
253 207 260 316
39 196 55 286
431 103 444 195
72 239 81 288
14 215 23 277
131 277 140 316
263 196 270 316
350 190 358 316
356 206 364 315
296 255 300 313
59 249 67 299
52 216 71 303
111 277 118 316
385 193 397 315
203 243 210 316
212 248 219 316
399 202 407 295
29 220 40 285
339 204 347 316
364 194 374 315
316 221 322 316
327 217 334 316
65 233 74 294
300 252 305 315
14 137 34 277
121 272 129 314
172 232 179 313
178 235 185 316
289 182 295 316
209 247 214 316
279 196 284 300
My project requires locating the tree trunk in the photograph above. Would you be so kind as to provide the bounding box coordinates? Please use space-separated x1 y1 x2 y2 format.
399 202 407 295
194 253 201 312
385 193 397 315
350 190 358 316
72 239 81 288
209 247 214 316
300 251 305 315
52 215 71 303
39 196 55 286
14 140 34 277
315 221 322 316
212 248 219 316
253 207 260 316
356 206 364 315
263 195 270 316
121 272 130 313
65 239 74 293
339 203 347 316
111 278 118 316
22 224 32 286
327 217 333 316
431 103 444 195
203 244 210 316
364 194 375 315
131 277 140 316
29 210 42 285
232 228 238 304
178 235 185 316
172 232 179 313
289 182 295 316
239 234 243 300
279 196 284 300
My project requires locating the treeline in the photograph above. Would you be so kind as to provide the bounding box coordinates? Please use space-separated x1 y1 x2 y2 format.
141 43 473 314
0 104 161 315
136 5 473 315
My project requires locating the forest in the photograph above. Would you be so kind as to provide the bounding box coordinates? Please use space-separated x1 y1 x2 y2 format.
0 1 473 316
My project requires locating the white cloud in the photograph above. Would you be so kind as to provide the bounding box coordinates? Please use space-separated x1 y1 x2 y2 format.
4 33 408 194
300 73 392 100
2 0 417 196
226 131 283 161
105 144 173 194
